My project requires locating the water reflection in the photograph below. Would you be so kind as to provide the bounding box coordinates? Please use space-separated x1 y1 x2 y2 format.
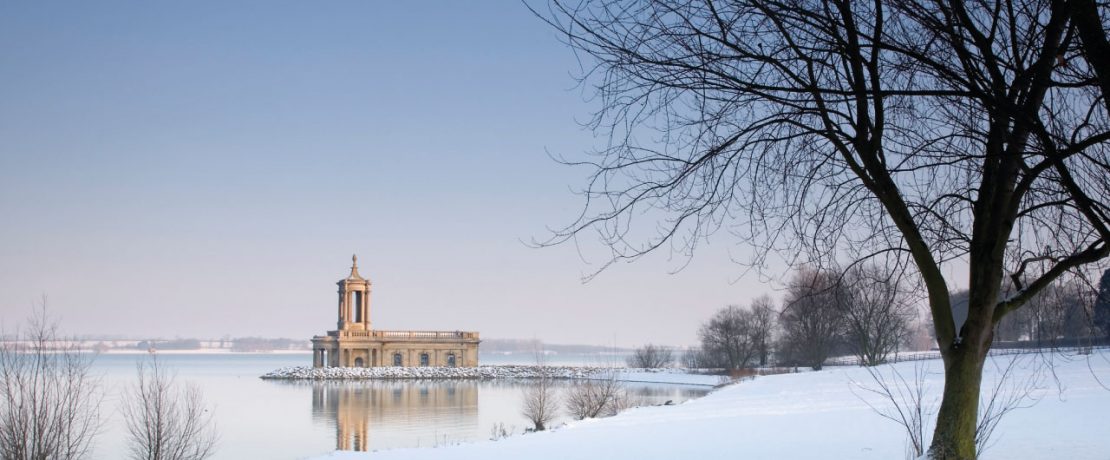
311 380 479 451
88 354 711 459
299 379 710 453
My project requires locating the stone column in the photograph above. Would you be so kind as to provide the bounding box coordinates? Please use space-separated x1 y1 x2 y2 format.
346 292 353 324
364 286 372 329
337 289 345 328
360 290 368 328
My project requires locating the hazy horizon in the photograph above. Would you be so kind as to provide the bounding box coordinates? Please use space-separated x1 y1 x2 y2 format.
0 1 950 347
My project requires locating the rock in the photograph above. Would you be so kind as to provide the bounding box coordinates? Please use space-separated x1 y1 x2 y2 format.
258 365 615 381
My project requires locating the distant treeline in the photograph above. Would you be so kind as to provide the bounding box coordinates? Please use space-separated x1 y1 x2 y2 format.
131 337 310 352
135 339 201 350
228 337 309 352
481 338 633 354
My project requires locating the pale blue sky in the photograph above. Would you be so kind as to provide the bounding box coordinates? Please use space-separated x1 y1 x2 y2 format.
0 1 774 346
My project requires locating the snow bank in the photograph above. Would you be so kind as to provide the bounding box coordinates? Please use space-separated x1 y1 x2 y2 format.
610 369 726 386
311 350 1110 460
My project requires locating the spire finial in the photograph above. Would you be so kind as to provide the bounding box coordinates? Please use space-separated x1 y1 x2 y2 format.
347 254 364 280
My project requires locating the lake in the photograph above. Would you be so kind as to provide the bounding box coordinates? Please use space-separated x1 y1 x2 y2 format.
88 353 710 459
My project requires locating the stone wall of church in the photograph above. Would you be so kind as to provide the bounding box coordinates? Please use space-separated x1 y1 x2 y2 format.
311 337 480 368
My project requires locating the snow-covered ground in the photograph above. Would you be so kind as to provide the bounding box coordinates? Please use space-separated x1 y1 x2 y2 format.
313 350 1110 460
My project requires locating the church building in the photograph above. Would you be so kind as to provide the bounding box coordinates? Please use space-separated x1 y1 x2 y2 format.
311 255 480 368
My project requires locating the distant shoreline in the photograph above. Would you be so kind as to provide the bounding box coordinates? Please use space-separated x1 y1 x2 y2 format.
98 349 312 355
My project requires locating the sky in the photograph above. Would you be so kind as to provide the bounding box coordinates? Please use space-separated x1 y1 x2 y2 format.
0 1 791 347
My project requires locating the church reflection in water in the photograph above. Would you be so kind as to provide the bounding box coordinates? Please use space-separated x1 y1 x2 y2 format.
311 380 479 452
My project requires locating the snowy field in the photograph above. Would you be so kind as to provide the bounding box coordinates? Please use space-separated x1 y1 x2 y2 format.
314 350 1110 460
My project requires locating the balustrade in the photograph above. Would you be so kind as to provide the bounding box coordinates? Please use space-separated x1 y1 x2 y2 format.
331 330 479 341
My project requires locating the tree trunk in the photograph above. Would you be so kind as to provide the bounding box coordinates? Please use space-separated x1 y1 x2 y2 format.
927 247 1003 460
929 335 988 459
1068 0 1110 116
930 264 997 459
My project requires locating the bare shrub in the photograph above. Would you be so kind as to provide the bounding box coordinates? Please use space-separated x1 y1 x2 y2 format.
626 344 673 368
0 302 102 460
855 361 937 458
121 356 218 460
856 353 1047 458
521 349 560 432
521 345 559 431
489 423 515 441
975 354 1047 454
521 378 559 432
565 371 634 420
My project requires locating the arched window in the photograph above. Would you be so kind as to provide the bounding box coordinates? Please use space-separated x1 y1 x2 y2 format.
354 357 364 368
393 353 403 367
446 354 457 368
420 353 430 367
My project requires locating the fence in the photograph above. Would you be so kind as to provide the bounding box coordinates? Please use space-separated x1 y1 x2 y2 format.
823 336 1110 367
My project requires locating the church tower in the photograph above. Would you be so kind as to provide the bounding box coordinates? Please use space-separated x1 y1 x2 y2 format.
312 255 479 368
337 254 371 331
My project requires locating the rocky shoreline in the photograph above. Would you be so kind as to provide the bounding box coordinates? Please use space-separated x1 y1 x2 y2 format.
259 365 618 380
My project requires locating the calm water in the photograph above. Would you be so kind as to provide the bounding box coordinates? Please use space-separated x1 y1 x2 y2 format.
88 353 709 459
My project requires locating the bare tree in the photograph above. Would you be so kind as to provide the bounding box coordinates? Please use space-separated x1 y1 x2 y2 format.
521 346 559 431
778 269 847 370
679 347 714 369
698 305 758 369
533 1 1110 457
0 302 102 460
120 356 217 460
749 296 776 366
963 278 1095 344
1020 281 1095 342
1097 269 1110 337
906 319 937 352
564 371 633 420
842 265 916 366
626 344 674 368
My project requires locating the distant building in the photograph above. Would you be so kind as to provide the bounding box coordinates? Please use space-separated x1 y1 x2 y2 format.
311 255 480 368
